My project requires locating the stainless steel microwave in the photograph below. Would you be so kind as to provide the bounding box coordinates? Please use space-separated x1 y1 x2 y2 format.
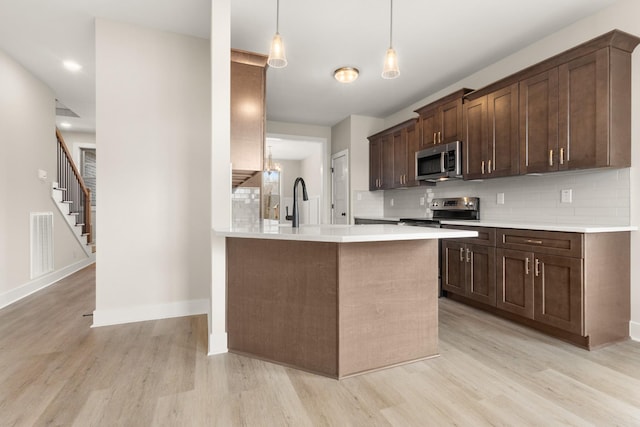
415 140 463 182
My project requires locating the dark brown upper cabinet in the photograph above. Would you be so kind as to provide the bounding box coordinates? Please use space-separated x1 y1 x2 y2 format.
368 133 394 191
519 69 560 174
368 119 419 190
470 30 639 179
415 89 472 147
463 83 519 179
557 47 633 170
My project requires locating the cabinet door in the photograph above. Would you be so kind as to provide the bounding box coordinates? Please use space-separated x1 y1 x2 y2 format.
467 244 496 307
442 240 466 296
463 96 488 179
392 130 407 188
230 61 265 171
381 135 395 189
405 123 420 187
419 110 437 147
558 48 609 170
496 249 534 319
439 98 464 144
369 138 382 190
519 69 559 174
533 253 583 334
488 83 519 177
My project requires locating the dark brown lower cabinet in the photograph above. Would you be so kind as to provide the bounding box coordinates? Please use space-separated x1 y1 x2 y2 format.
496 248 534 319
446 226 630 349
496 249 583 335
442 241 496 307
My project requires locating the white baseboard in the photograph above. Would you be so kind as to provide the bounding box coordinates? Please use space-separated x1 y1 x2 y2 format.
92 298 209 328
630 320 640 342
0 257 95 310
208 332 228 355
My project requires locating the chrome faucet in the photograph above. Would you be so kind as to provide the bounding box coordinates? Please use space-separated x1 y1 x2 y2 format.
292 177 308 228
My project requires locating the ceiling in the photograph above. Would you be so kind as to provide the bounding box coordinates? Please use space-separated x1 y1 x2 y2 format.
0 0 620 134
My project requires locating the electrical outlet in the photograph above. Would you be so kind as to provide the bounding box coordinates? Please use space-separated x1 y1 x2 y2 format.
357 193 362 201
38 169 47 181
419 197 425 206
561 189 573 203
497 193 505 205
390 198 394 207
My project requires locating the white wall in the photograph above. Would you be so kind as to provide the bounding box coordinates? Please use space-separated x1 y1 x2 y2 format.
301 144 323 198
332 115 384 223
94 19 211 326
379 0 640 340
277 159 302 199
0 49 91 309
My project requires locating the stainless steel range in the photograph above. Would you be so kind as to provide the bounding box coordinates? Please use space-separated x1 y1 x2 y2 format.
399 197 480 227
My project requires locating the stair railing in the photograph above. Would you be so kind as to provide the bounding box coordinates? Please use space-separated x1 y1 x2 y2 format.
55 128 92 245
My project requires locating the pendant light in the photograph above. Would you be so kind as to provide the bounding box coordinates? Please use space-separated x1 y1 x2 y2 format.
267 0 287 68
382 0 400 79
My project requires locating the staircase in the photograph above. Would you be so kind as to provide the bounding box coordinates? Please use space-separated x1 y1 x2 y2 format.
52 129 95 256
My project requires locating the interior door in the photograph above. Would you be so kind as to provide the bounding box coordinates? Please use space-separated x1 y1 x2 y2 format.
331 151 349 224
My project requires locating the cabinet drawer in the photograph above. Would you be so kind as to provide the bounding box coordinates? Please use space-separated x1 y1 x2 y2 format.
497 229 583 258
442 225 496 247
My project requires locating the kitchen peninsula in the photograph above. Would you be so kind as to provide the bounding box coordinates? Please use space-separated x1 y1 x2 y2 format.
214 223 477 378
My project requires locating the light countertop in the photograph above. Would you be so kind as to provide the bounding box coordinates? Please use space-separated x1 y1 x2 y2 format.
352 216 637 234
214 223 478 243
440 220 637 234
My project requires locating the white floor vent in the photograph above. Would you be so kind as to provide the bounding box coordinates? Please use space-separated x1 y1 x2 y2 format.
30 212 54 278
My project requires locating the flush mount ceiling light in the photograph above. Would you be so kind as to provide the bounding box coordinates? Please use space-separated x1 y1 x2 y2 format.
63 60 82 72
334 67 359 84
267 0 287 68
59 122 72 129
382 0 400 79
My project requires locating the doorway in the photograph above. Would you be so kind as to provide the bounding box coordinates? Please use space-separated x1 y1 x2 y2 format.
331 150 349 224
266 135 326 225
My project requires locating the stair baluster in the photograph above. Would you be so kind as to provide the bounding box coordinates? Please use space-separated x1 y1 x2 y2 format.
55 129 92 245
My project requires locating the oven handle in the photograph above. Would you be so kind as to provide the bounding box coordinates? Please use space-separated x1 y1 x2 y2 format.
441 152 446 173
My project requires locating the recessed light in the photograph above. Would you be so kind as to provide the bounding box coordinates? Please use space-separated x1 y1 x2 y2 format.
63 60 82 72
59 122 72 129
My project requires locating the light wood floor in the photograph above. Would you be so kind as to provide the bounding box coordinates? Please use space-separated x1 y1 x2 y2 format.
2 265 640 426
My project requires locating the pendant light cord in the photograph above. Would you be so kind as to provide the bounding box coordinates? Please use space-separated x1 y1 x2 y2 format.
276 0 280 33
389 0 393 48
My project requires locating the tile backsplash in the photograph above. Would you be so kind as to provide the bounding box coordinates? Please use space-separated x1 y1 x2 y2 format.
231 186 261 226
352 190 384 218
377 168 630 225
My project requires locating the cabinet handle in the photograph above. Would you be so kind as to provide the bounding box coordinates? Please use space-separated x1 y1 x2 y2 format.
438 132 442 144
481 160 485 174
549 149 554 166
525 239 543 245
488 159 492 173
525 257 530 275
433 132 437 145
535 259 541 277
459 248 464 262
560 148 564 165
466 248 471 263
